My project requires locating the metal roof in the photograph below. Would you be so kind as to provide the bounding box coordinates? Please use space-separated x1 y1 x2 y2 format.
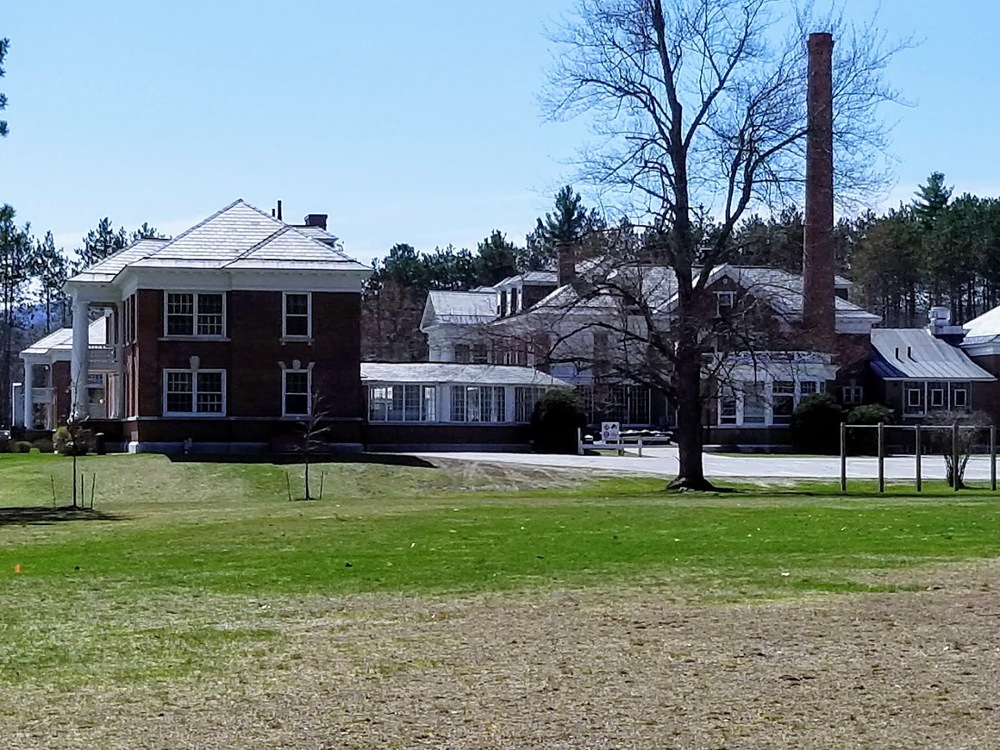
870 329 995 381
361 362 571 387
962 304 1000 346
421 290 497 328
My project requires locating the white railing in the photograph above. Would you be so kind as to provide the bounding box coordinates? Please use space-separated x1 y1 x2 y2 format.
88 345 119 366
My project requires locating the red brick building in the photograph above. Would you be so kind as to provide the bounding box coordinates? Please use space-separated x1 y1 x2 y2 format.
32 200 372 453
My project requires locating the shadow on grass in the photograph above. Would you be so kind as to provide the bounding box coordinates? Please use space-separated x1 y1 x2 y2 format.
167 452 438 469
0 506 125 527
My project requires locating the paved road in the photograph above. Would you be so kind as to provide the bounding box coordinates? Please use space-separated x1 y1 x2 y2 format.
412 445 998 482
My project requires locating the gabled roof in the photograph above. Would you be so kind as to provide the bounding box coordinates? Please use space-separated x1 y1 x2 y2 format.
525 264 879 331
361 362 570 387
68 200 369 284
420 290 497 330
870 329 994 381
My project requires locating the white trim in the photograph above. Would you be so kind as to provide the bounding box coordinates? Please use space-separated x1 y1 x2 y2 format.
163 291 227 339
119 268 367 298
162 368 227 417
282 291 312 340
281 366 312 418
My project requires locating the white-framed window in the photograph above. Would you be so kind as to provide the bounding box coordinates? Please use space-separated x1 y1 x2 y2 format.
717 379 825 427
282 369 311 417
368 384 437 422
282 292 312 338
904 383 924 416
771 381 795 425
514 386 547 423
952 383 969 409
451 385 506 423
929 383 946 409
163 369 226 416
719 388 738 425
164 292 226 337
606 384 651 425
841 381 863 405
716 290 736 317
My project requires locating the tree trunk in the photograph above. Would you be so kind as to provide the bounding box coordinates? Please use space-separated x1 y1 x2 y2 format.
669 358 715 491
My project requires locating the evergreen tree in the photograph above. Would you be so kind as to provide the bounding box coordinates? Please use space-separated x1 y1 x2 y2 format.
0 205 36 425
474 230 518 286
0 37 8 137
76 217 129 269
912 172 952 226
33 232 69 332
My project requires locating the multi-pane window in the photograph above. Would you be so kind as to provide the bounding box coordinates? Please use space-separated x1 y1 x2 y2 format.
771 381 795 425
606 384 651 424
164 369 226 415
742 382 767 424
841 381 863 405
716 291 736 317
454 344 471 363
451 386 506 423
514 386 546 423
165 293 225 337
283 293 311 338
472 343 490 364
368 384 437 422
30 364 51 389
719 388 738 425
283 370 311 416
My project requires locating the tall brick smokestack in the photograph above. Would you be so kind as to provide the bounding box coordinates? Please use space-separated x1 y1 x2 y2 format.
802 32 835 339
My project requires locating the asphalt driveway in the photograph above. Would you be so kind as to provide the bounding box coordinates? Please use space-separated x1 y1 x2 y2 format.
411 445 998 483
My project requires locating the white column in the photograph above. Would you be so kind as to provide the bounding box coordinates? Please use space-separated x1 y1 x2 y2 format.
22 359 33 429
70 296 91 421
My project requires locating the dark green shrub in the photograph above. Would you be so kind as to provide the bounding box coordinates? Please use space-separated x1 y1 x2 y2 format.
531 388 587 454
13 440 34 454
846 403 894 455
32 437 55 454
54 425 92 456
789 393 844 455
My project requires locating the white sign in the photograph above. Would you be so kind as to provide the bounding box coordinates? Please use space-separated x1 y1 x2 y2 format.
601 421 621 443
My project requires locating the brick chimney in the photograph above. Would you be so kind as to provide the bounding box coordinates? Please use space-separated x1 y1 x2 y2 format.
557 241 577 287
304 214 328 230
802 32 836 339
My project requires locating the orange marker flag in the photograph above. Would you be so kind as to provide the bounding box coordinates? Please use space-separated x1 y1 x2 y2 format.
13 564 21 574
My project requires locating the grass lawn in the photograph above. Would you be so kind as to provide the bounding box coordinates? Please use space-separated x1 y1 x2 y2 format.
2 452 1000 746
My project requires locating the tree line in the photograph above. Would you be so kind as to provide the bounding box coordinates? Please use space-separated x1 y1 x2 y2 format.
0 208 161 425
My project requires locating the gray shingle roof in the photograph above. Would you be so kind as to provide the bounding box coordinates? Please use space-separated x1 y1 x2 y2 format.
361 362 570 387
870 329 994 381
69 200 369 284
20 318 107 357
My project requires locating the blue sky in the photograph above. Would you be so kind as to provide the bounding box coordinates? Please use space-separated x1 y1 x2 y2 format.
2 1 999 264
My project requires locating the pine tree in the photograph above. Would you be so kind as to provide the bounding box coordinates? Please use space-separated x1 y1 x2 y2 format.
912 172 952 226
0 37 9 138
33 232 69 332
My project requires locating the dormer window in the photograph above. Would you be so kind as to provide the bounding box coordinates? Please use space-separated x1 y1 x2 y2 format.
716 291 735 317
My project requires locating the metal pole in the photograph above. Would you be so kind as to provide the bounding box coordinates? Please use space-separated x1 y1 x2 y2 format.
839 421 847 494
991 426 997 492
877 422 885 494
952 421 960 492
915 424 922 493
638 436 643 458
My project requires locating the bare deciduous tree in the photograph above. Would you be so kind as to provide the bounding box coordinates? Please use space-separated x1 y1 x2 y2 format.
544 0 903 489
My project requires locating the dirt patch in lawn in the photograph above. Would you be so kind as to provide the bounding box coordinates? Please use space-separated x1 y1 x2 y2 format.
7 562 1000 749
